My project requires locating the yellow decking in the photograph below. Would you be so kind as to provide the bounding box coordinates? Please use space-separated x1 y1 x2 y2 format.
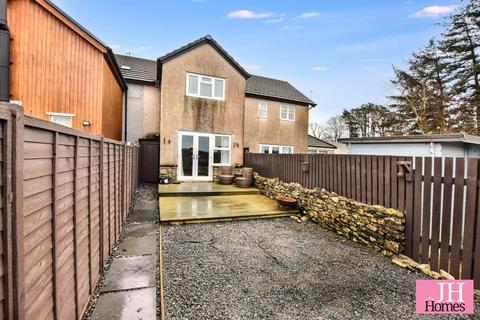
159 183 297 223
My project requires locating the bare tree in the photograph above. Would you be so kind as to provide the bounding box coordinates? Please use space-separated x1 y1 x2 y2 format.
309 116 348 142
309 122 326 139
323 116 348 141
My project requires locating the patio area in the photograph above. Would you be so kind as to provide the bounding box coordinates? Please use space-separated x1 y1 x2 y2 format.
159 182 298 223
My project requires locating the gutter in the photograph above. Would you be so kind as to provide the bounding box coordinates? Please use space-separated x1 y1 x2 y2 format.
0 0 10 102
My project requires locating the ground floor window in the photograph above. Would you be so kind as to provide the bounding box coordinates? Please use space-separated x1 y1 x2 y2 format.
260 144 294 154
46 112 75 128
213 135 231 165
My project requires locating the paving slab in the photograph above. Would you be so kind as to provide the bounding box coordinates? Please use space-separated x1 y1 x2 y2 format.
117 235 157 256
100 256 156 292
129 209 158 223
160 194 297 222
159 182 260 197
91 288 156 320
134 201 157 211
124 222 157 238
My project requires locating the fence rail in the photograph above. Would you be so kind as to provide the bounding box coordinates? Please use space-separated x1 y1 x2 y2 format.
245 153 480 288
0 103 138 319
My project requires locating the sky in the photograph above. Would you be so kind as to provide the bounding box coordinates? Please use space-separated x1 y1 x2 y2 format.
52 0 461 124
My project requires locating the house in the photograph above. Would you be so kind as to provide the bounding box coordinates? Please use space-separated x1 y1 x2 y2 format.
308 135 337 154
244 75 316 155
5 0 127 140
339 134 480 157
116 35 316 181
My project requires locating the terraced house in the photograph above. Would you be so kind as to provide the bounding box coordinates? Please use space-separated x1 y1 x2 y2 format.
116 35 316 182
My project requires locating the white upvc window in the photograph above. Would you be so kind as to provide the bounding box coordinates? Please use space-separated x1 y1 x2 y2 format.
213 135 231 165
280 105 295 121
186 73 225 100
259 144 294 154
46 112 75 128
258 101 268 118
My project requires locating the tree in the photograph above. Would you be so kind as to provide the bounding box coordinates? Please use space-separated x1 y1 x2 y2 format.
323 116 348 141
342 103 397 137
309 122 326 139
440 1 480 133
390 40 451 134
309 116 348 142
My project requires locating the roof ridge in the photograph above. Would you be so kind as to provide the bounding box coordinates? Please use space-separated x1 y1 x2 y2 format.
115 54 156 63
157 35 250 79
251 74 288 83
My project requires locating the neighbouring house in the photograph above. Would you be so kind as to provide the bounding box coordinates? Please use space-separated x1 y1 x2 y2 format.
5 0 127 140
244 75 316 155
308 135 337 154
340 134 480 157
116 35 316 182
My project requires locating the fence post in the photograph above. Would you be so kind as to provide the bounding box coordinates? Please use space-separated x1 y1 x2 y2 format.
122 145 126 222
88 139 93 294
51 131 60 320
11 105 25 320
98 138 104 273
73 136 80 318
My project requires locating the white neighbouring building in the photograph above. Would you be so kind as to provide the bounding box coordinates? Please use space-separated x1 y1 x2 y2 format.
339 134 480 158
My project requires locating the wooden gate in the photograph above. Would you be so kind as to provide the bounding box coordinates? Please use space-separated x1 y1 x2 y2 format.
139 138 160 183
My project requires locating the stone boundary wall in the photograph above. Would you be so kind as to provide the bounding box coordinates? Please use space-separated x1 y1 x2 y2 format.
254 174 406 257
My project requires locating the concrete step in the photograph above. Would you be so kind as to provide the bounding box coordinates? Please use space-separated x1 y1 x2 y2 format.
159 182 260 197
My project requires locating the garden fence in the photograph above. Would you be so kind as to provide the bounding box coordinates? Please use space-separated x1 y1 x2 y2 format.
0 103 139 319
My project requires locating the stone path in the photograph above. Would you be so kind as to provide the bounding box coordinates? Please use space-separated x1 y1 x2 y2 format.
89 185 159 320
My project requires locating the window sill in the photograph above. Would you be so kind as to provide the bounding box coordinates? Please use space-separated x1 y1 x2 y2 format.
186 94 225 102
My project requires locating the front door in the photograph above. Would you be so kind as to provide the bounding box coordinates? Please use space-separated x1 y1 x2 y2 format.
178 132 213 181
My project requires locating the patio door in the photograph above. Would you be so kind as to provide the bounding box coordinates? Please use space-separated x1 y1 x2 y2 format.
178 132 213 181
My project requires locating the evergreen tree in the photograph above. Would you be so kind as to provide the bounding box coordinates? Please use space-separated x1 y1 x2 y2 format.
440 1 480 133
390 40 451 134
342 103 397 138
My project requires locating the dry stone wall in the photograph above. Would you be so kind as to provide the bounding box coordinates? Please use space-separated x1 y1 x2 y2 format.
254 174 405 257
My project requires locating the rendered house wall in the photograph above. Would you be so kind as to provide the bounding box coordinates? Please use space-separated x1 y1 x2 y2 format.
244 96 309 153
159 43 246 167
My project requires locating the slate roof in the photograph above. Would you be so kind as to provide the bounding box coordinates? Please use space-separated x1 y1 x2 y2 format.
158 35 250 79
115 54 158 84
114 36 316 106
246 75 316 107
308 135 337 149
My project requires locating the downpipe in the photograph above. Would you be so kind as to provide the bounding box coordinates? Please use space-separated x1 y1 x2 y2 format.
0 0 10 102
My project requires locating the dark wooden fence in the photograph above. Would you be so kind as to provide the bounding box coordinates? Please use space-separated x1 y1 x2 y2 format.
245 153 480 288
0 103 139 319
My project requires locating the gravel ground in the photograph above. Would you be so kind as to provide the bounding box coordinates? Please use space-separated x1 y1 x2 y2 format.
162 218 480 320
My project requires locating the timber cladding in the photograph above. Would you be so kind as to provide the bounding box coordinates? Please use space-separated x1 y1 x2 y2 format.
0 103 138 319
7 0 125 140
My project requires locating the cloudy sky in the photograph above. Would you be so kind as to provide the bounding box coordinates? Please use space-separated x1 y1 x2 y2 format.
52 0 460 123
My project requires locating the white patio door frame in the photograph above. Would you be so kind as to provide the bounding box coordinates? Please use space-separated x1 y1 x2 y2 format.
177 131 214 181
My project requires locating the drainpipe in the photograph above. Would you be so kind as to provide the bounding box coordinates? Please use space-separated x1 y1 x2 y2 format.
0 0 10 102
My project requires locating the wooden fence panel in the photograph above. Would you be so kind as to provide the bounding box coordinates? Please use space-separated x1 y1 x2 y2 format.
0 103 139 319
245 153 409 213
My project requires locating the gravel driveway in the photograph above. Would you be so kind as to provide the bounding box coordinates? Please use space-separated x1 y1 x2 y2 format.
162 218 479 320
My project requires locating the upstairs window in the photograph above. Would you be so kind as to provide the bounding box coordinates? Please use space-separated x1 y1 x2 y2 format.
258 102 268 118
280 105 295 121
46 112 75 128
260 144 294 154
187 73 225 100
